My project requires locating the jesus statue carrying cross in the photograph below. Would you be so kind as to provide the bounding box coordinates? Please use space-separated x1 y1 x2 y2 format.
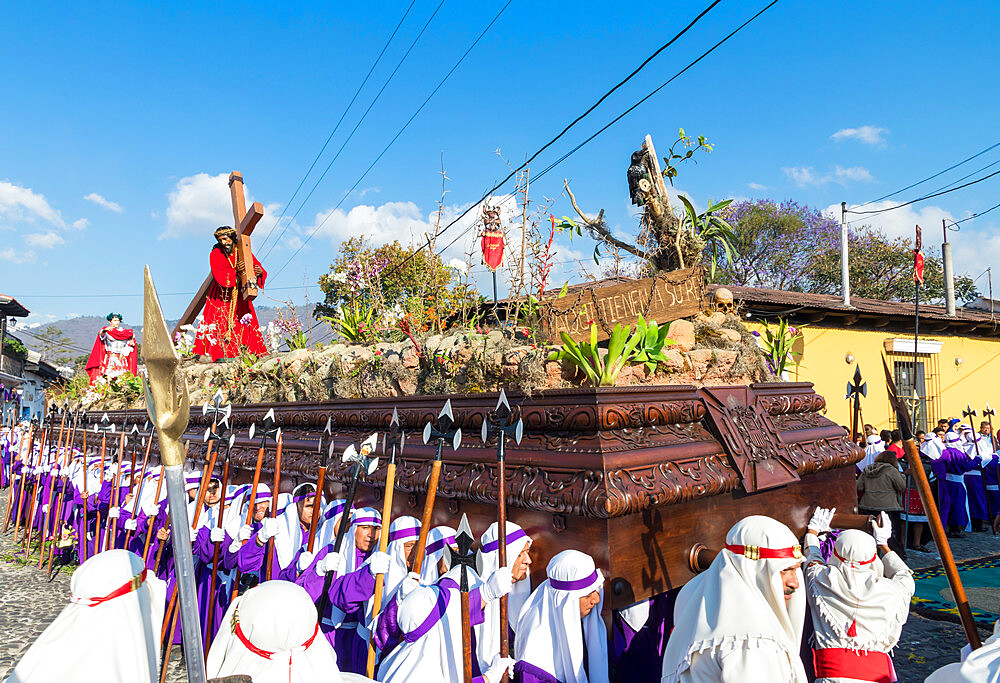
192 225 268 360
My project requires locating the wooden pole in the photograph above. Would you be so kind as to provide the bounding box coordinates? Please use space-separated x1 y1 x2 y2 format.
410 460 443 576
264 434 283 581
883 356 981 649
104 428 129 551
231 439 267 604
306 463 327 553
365 459 397 678
143 469 166 564
123 435 156 550
204 452 231 654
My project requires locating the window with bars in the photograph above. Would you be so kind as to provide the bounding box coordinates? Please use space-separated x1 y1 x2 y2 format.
887 352 941 432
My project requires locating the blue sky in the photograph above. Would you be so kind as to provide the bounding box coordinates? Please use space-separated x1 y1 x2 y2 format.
3 0 999 331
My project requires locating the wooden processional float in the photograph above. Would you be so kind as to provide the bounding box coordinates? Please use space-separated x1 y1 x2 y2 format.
78 381 861 612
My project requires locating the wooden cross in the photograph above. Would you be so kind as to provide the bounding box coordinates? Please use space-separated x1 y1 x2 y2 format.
171 171 265 338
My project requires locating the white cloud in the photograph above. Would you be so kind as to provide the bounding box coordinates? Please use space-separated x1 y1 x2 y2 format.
833 166 875 183
0 247 36 264
84 192 123 213
25 232 65 249
161 172 281 242
0 180 65 228
72 218 90 229
831 125 889 147
748 182 768 191
784 166 875 187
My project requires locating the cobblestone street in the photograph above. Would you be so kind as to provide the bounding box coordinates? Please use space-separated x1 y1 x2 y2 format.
1 491 998 681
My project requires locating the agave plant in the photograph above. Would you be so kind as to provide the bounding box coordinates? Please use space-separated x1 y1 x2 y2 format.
678 195 736 283
548 322 643 386
632 316 677 372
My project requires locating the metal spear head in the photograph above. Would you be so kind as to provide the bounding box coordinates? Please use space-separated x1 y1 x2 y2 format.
964 404 977 419
323 438 335 469
494 389 512 419
985 403 996 418
448 513 478 590
360 432 378 457
383 408 405 463
142 265 190 467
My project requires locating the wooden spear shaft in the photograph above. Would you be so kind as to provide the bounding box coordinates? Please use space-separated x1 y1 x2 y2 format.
231 441 267 604
496 454 510 679
3 425 32 531
39 411 78 568
264 434 283 581
105 429 129 551
11 427 38 540
410 459 443 575
143 469 166 564
366 459 397 678
901 431 982 647
204 453 231 654
91 431 108 555
123 435 156 550
45 412 81 573
22 426 50 556
306 463 327 553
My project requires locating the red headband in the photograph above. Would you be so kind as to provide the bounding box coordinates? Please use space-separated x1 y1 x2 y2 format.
725 544 803 560
72 569 146 606
833 548 877 565
232 609 320 660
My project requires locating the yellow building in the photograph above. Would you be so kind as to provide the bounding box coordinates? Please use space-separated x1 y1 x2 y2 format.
722 286 1000 433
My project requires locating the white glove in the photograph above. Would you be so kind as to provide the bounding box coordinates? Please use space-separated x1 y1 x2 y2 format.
872 511 893 546
297 551 315 572
105 470 115 482
257 517 280 543
210 527 226 544
316 551 343 576
124 518 138 531
237 524 253 543
41 504 49 515
481 566 514 603
808 506 836 534
399 572 421 598
367 551 391 576
228 538 242 554
483 656 516 683
108 506 120 519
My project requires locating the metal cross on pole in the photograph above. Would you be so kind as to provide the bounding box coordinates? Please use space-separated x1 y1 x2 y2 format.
964 405 981 457
412 400 462 575
845 365 867 444
449 513 478 683
480 389 522 679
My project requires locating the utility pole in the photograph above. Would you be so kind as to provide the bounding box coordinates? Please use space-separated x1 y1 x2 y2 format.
841 201 851 307
942 218 956 316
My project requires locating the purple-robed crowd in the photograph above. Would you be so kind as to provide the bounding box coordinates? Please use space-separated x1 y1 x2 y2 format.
2 422 676 683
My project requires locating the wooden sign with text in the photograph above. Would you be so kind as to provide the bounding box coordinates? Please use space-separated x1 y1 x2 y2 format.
544 267 704 342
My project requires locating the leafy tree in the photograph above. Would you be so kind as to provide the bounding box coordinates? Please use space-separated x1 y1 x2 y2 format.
714 199 979 304
32 326 76 366
315 237 479 335
3 337 27 360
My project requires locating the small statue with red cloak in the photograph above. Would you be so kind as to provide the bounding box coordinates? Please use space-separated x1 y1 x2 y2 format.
85 313 138 384
192 225 269 361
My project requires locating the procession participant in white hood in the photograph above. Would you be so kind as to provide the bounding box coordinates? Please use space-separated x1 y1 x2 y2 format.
804 508 914 682
660 515 808 683
926 618 1000 682
475 521 532 672
377 584 515 683
515 549 609 683
207 580 344 683
5 549 165 683
421 524 457 583
858 434 886 471
383 515 421 599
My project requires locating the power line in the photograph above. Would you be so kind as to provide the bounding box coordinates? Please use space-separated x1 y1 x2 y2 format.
854 141 1000 209
845 167 1000 216
949 200 1000 228
374 0 728 282
17 284 321 299
256 0 418 256
269 0 517 281
433 0 779 260
260 0 445 261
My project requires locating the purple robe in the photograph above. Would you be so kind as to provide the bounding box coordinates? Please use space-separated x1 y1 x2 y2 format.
610 592 674 682
514 660 562 683
982 454 1000 516
295 543 377 674
966 465 989 522
932 447 976 527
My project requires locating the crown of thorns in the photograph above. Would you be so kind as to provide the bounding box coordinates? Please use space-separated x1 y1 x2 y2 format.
214 226 237 241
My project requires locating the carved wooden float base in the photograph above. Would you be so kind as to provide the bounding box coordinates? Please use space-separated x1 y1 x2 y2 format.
84 381 860 610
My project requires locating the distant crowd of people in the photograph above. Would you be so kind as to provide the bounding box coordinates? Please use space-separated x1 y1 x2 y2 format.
2 417 999 682
853 418 1000 556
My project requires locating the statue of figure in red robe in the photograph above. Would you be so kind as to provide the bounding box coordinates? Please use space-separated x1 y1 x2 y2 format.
192 225 268 361
85 313 138 384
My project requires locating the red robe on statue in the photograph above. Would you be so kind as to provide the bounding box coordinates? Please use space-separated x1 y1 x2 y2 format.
85 327 138 384
192 246 269 361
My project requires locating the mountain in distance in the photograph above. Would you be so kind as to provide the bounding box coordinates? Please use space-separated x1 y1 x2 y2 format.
17 304 324 362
